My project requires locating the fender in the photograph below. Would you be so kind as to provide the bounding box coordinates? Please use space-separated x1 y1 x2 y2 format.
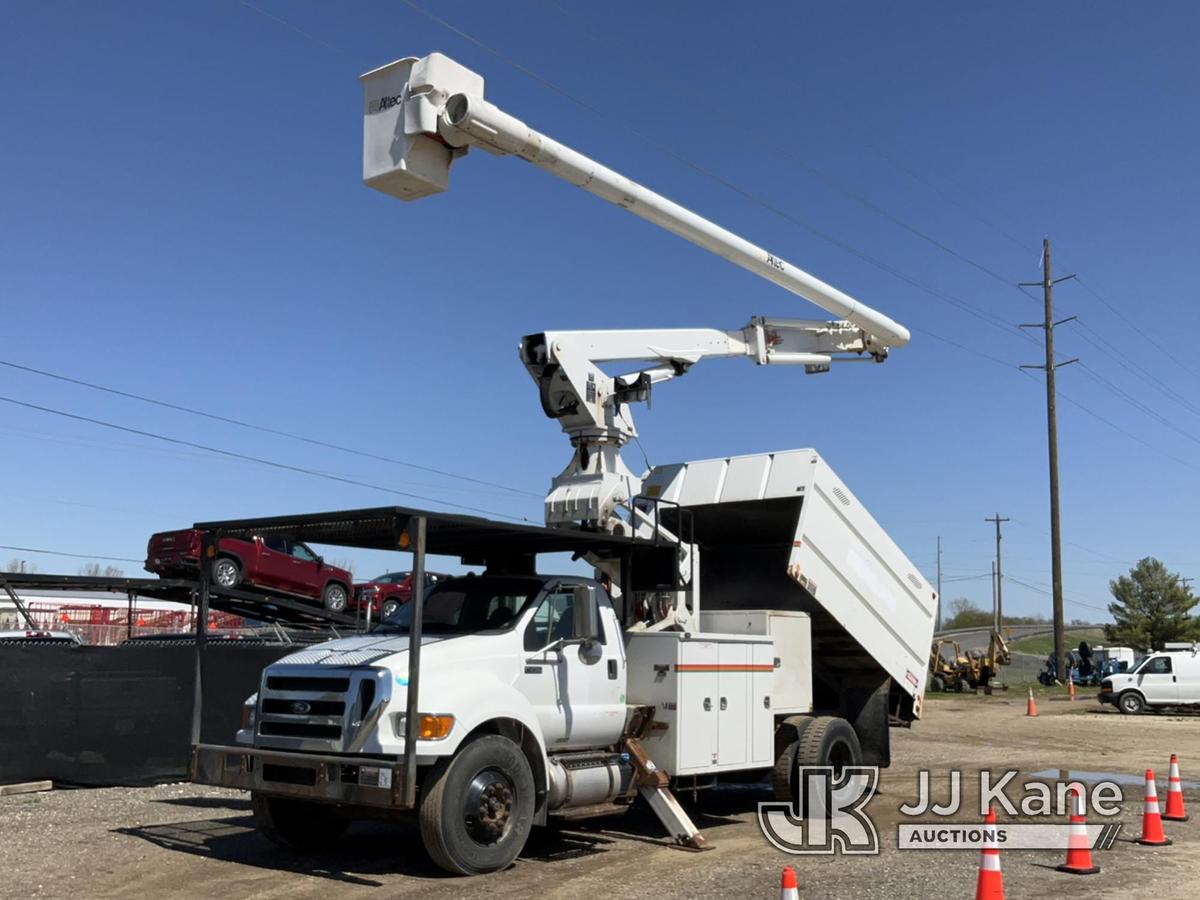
420 677 548 766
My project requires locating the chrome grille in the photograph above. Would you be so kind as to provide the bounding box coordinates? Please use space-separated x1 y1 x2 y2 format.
256 665 391 753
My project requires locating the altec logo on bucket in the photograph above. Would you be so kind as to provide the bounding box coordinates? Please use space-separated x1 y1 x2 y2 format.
759 769 1125 856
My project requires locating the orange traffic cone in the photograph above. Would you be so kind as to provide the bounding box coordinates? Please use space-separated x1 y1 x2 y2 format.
1164 755 1189 822
779 865 799 900
975 807 1004 900
1026 687 1038 717
1137 769 1172 846
1068 679 1076 702
1056 785 1100 875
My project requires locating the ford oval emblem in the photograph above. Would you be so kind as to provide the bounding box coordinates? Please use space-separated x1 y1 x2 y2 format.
289 700 311 715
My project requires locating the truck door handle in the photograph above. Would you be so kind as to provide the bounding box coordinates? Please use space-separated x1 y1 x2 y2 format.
703 698 712 711
719 697 727 711
607 659 618 680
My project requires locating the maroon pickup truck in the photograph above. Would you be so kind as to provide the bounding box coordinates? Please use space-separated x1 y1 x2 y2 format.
145 529 353 612
352 570 447 619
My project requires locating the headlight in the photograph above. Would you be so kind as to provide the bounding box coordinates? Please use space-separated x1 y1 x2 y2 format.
240 693 258 730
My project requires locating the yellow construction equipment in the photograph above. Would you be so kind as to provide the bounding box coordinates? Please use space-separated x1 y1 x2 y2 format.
928 630 1010 692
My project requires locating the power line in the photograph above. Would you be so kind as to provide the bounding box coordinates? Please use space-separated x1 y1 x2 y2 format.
1004 575 1109 616
0 544 142 564
1008 518 1133 568
535 0 1037 308
540 0 1041 262
0 358 541 498
1073 275 1200 383
1068 320 1200 420
1075 361 1200 448
1018 369 1200 474
0 394 532 522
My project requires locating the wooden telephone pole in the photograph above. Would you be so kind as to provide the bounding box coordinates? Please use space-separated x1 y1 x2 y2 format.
985 514 1009 629
1020 238 1077 683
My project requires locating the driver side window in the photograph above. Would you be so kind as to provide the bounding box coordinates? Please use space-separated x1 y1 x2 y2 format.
523 588 605 651
290 542 317 562
1147 656 1172 675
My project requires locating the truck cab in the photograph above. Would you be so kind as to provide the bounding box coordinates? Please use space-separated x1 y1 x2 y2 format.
1100 644 1200 713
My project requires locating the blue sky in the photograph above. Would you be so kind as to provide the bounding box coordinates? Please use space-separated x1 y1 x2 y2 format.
2 1 1198 622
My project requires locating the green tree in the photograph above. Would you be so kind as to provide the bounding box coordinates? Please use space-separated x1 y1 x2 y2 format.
1104 557 1200 650
942 598 993 629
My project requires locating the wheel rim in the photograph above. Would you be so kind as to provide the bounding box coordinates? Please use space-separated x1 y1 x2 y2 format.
326 586 347 612
827 739 854 777
381 600 399 619
213 559 238 587
462 767 515 846
1122 695 1139 713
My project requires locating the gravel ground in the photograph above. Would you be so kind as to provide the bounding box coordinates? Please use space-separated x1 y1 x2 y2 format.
2 694 1197 899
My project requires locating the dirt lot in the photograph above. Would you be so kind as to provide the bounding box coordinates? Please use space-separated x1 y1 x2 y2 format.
3 694 1198 899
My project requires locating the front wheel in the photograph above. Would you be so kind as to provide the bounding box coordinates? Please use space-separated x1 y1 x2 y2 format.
419 734 535 875
1118 691 1145 715
380 598 401 619
322 582 349 613
251 793 349 850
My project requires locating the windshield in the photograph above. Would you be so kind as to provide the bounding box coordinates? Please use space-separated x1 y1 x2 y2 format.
375 576 545 635
369 572 411 585
1130 655 1151 673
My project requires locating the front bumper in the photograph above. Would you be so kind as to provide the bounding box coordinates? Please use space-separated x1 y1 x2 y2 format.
191 743 413 809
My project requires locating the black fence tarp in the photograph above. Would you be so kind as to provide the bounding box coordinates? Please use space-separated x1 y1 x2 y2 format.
0 644 292 786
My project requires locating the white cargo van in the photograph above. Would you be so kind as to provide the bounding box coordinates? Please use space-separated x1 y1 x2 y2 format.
1100 644 1200 714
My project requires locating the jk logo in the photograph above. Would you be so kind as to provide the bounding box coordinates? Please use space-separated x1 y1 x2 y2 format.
758 766 881 855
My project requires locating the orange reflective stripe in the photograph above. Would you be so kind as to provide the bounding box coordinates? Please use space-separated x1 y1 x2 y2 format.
674 664 774 672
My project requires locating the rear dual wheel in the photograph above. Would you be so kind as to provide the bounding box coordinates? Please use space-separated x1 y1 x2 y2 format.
773 716 863 805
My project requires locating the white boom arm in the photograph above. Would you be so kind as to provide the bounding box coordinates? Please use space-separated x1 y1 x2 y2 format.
361 53 912 534
360 53 910 355
520 320 869 531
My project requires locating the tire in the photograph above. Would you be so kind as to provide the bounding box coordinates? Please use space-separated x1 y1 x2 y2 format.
211 556 241 589
1118 691 1145 715
322 582 349 613
251 793 349 850
772 717 815 803
419 734 535 875
930 675 945 693
954 678 966 693
380 598 401 619
793 716 862 776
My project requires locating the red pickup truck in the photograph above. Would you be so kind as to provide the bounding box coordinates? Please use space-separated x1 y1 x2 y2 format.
145 529 353 612
353 570 447 619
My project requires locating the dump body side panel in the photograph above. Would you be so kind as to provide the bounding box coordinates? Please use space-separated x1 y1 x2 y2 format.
793 455 936 703
642 449 936 718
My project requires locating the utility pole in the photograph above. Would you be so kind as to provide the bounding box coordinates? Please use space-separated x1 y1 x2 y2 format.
1020 238 1077 685
985 514 1009 628
990 560 998 630
936 536 942 632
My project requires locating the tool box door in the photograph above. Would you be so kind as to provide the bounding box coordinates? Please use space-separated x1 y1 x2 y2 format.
677 641 719 770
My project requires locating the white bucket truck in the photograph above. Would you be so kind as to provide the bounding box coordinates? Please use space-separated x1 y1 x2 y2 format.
191 52 936 874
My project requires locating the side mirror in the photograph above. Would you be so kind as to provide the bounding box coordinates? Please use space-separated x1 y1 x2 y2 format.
572 584 600 642
315 556 324 568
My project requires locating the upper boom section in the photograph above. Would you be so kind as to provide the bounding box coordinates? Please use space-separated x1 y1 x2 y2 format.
360 53 911 355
